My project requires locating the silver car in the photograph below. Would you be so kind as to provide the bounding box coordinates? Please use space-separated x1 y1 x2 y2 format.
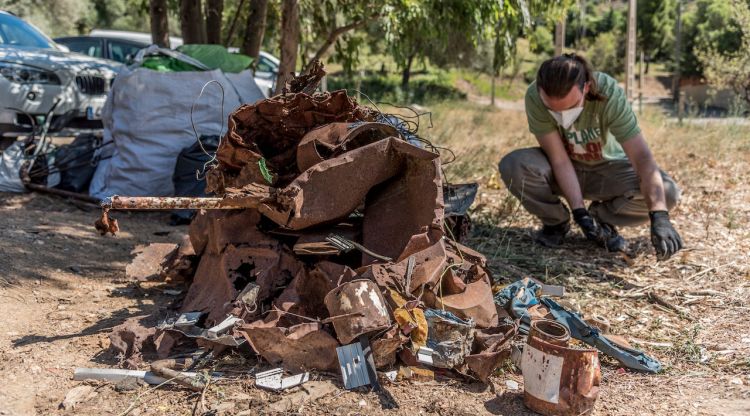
0 11 121 142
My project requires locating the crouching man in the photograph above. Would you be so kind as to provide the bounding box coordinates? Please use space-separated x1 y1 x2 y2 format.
499 53 683 259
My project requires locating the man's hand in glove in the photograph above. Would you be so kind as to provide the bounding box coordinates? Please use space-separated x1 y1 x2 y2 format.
572 208 601 241
649 211 683 259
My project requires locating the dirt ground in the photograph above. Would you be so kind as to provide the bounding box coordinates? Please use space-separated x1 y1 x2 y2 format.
1 103 750 415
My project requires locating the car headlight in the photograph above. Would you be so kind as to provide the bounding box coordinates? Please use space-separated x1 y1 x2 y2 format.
0 62 61 85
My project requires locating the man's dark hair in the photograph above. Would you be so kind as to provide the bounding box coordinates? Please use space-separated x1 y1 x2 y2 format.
536 53 606 101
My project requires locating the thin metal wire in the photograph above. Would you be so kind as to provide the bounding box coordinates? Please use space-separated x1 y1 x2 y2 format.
190 80 226 179
350 90 456 169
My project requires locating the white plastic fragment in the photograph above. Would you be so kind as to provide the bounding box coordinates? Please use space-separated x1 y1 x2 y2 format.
416 346 435 366
74 367 213 386
207 315 244 338
255 368 310 391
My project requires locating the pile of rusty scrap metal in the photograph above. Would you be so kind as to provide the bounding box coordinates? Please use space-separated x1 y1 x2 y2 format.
97 64 517 386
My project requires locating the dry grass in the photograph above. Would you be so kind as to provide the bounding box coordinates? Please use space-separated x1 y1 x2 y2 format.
389 101 750 413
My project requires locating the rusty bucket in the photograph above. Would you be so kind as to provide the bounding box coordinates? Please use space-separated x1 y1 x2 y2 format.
324 279 392 344
521 319 601 416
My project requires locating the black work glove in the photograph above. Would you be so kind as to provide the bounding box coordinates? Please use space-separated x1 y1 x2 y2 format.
650 211 683 260
572 208 601 241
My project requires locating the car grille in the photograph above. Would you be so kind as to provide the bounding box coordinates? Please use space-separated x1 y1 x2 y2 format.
75 75 106 95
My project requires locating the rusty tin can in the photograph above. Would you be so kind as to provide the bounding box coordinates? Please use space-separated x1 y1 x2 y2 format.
324 279 392 344
521 319 601 416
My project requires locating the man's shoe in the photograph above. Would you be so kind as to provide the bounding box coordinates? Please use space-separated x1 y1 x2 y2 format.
534 221 570 248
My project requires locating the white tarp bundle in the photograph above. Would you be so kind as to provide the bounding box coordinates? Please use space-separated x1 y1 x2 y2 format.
0 141 59 192
89 65 264 199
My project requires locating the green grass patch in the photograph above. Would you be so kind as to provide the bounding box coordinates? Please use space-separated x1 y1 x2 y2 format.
327 72 466 105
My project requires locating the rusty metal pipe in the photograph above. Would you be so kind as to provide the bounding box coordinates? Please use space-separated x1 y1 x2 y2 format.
101 195 249 211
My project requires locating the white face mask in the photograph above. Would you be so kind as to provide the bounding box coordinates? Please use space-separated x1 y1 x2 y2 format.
548 106 584 129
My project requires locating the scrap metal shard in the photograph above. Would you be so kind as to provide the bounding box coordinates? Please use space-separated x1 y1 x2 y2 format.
239 323 339 372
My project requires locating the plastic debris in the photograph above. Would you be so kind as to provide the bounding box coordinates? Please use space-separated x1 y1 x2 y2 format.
255 368 310 391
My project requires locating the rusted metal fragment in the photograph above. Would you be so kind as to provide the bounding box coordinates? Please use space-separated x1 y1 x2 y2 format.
429 277 498 329
181 242 303 326
296 122 399 172
274 261 356 323
258 138 440 236
324 279 392 344
212 89 376 189
126 243 178 281
109 316 156 369
464 320 517 382
360 140 444 263
94 209 119 236
371 326 406 369
359 239 447 294
286 59 326 95
189 209 263 256
522 319 601 416
240 322 339 372
161 234 197 283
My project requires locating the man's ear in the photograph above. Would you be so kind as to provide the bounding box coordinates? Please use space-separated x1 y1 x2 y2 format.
582 81 591 96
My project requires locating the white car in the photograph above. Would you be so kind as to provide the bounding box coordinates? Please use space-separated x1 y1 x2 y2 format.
85 30 279 97
0 11 121 141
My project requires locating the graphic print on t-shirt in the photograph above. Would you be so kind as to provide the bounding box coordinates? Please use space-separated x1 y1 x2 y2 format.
561 126 603 162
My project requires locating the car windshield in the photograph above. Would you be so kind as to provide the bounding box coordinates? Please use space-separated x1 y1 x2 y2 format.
0 13 54 48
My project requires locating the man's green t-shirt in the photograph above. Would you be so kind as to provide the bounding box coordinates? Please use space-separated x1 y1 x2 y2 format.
525 72 640 165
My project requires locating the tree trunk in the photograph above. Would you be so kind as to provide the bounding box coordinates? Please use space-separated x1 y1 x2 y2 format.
242 0 269 62
205 0 224 44
491 71 496 106
149 0 170 48
401 53 414 98
223 0 246 46
180 0 206 44
275 0 299 95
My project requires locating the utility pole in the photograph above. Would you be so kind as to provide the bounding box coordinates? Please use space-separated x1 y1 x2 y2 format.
625 0 637 101
672 0 683 115
639 50 644 114
554 20 565 56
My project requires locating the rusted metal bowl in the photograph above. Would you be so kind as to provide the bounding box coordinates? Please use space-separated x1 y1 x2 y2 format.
324 279 392 344
529 319 571 347
522 320 601 416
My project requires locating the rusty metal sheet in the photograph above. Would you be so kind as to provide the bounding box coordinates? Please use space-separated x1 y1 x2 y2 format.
211 89 376 190
371 326 405 369
522 319 600 416
427 274 499 329
324 279 392 344
274 261 356 323
464 320 517 382
360 139 444 263
161 234 197 282
181 242 304 326
296 122 400 172
239 323 339 372
256 138 441 238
